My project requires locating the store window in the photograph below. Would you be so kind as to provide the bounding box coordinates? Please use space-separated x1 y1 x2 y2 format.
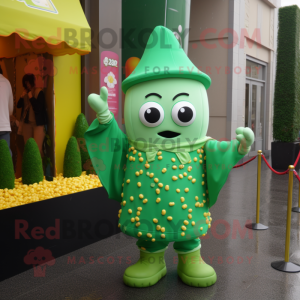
245 58 266 154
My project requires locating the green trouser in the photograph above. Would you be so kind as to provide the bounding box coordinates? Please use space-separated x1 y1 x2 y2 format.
136 238 201 254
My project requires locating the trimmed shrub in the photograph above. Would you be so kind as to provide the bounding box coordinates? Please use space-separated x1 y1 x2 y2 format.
22 138 44 185
63 136 82 178
0 140 15 189
273 5 300 142
74 113 94 174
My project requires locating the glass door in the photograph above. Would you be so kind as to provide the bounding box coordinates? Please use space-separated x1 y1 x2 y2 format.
245 80 265 155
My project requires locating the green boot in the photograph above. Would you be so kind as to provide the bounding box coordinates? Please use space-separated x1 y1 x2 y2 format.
177 249 217 287
123 250 167 287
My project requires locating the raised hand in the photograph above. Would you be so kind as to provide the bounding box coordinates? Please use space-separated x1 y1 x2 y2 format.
88 87 112 124
235 127 254 155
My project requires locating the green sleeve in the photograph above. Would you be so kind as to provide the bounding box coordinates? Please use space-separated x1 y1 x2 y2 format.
84 114 128 202
205 139 244 208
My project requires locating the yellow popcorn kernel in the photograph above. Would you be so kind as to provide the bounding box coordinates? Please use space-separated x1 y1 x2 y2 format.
188 208 192 213
161 209 166 215
184 220 189 225
176 188 180 193
158 183 163 188
192 221 195 226
162 168 167 173
156 225 161 230
182 204 187 209
131 218 135 222
137 207 142 211
147 233 152 238
156 189 160 194
139 157 144 162
130 196 134 201
169 202 175 206
181 226 186 231
193 157 197 162
180 197 185 202
161 227 166 232
135 171 140 177
157 151 162 156
165 185 169 191
183 172 187 177
172 176 178 181
181 232 185 236
137 232 142 237
161 234 165 238
153 218 158 223
179 174 183 179
188 214 192 219
167 216 173 221
171 158 176 162
136 222 140 227
188 176 192 180
184 188 189 193
126 179 130 184
156 198 161 203
151 238 155 242
128 209 132 214
158 156 163 160
192 179 196 183
139 194 144 199
140 170 143 174
143 199 148 204
172 165 177 170
150 173 154 178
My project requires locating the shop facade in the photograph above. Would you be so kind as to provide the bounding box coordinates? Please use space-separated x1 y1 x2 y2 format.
188 0 280 156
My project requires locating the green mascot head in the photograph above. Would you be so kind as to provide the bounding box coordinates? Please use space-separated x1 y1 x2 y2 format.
122 26 211 147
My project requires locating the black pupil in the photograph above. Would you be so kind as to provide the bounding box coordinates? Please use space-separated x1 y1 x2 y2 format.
144 107 160 123
178 106 193 123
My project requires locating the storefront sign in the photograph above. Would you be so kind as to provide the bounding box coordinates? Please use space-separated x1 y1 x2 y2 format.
100 51 119 118
17 0 58 14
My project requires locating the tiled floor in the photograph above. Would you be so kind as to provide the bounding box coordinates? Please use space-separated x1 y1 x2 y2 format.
1 158 300 300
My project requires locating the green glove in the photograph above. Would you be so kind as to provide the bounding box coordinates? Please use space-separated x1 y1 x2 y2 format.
236 127 255 155
88 86 113 124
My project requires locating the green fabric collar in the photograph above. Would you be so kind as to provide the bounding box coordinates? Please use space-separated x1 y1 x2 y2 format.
128 136 213 164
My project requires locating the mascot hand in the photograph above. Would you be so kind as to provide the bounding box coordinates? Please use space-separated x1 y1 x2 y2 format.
236 127 254 155
88 87 112 124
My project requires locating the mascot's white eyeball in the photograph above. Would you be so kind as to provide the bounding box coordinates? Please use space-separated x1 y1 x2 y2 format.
139 102 164 127
172 101 196 126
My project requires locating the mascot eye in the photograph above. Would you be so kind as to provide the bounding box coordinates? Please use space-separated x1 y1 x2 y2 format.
172 101 196 126
139 102 164 127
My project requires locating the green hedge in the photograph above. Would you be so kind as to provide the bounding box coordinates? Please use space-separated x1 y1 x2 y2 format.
63 136 82 178
0 140 15 189
273 5 300 142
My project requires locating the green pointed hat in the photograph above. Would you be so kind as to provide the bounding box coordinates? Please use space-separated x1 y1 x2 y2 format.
122 26 211 94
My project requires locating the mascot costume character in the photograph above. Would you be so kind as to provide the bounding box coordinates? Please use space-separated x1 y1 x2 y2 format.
84 26 254 288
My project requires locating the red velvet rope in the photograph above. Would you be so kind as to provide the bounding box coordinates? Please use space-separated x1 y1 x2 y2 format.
233 155 257 168
293 170 300 182
293 150 300 167
261 155 289 175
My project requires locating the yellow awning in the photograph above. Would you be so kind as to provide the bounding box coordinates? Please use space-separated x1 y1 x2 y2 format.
0 0 91 58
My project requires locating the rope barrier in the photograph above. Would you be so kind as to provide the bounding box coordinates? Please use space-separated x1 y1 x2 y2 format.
233 155 257 168
293 170 300 182
261 155 289 175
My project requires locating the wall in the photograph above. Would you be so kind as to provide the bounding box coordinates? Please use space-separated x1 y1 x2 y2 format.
54 54 81 175
188 0 229 140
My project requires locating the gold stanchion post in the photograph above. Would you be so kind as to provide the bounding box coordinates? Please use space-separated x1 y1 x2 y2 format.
271 165 300 272
246 150 268 230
